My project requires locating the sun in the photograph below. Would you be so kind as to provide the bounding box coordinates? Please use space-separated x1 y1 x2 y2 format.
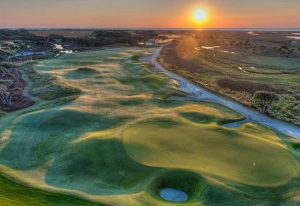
194 8 207 22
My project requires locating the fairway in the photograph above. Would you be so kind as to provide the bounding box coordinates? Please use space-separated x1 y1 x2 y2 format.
0 47 299 206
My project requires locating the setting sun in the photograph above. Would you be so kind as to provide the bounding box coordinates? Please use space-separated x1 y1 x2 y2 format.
194 8 208 22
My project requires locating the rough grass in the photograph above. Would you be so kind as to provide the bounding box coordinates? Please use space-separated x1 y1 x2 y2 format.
119 98 145 106
0 47 299 206
20 95 79 115
64 67 99 80
23 62 81 100
0 110 6 118
0 174 105 206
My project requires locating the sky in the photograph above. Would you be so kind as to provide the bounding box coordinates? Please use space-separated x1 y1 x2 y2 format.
1 0 300 28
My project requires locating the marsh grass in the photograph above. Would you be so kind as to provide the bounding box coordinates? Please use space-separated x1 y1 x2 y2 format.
159 44 300 125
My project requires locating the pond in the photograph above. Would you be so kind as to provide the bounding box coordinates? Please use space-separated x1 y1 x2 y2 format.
160 188 188 202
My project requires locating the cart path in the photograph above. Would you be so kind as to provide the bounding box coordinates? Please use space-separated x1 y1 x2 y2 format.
150 46 300 139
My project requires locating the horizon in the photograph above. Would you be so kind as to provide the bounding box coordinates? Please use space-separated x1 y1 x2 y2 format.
2 27 300 31
1 0 300 29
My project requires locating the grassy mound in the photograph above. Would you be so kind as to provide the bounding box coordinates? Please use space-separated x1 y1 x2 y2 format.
46 139 160 195
0 174 105 206
119 98 145 106
175 103 245 125
0 109 129 169
64 67 99 80
291 142 300 151
23 63 81 100
20 96 78 115
117 61 177 98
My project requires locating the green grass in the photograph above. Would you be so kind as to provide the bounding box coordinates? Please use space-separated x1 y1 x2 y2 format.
119 98 145 106
0 110 6 118
23 62 81 100
159 44 300 125
175 103 245 125
148 170 207 203
123 118 299 186
46 138 160 195
0 174 105 206
20 95 79 115
0 47 299 206
64 67 99 80
1 109 129 170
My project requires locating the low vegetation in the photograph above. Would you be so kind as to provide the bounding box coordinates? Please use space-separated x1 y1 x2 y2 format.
0 62 34 113
253 91 279 113
216 78 278 94
159 34 300 125
271 95 300 124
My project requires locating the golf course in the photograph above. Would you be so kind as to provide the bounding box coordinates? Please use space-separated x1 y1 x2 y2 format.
0 47 300 206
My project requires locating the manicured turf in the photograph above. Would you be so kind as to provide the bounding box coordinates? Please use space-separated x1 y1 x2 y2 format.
123 118 299 186
0 47 299 206
175 103 245 124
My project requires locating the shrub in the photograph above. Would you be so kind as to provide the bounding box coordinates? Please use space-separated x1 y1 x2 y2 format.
217 78 276 94
270 95 300 125
253 91 279 113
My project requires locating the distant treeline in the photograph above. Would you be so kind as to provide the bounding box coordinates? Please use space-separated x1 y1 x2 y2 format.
0 29 171 49
0 29 44 41
76 30 159 47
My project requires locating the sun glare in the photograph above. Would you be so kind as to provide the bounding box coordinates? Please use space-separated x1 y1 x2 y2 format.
194 8 207 23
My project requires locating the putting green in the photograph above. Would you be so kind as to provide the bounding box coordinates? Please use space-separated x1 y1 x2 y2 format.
123 118 299 186
0 47 299 206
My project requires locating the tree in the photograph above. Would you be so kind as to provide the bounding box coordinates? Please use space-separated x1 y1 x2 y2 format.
8 87 22 106
253 91 279 113
0 84 10 105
